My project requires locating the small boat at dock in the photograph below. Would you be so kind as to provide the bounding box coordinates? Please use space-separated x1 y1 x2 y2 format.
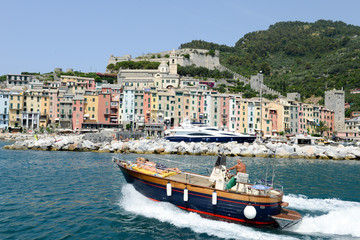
114 155 302 229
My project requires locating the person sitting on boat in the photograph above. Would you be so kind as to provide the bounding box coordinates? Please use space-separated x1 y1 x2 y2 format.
136 157 159 172
227 159 246 174
225 159 247 190
155 162 181 173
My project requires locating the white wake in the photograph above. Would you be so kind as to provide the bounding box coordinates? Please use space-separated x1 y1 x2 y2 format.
119 185 297 240
285 194 360 238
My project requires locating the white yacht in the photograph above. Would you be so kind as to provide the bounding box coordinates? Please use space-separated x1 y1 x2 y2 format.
165 120 256 143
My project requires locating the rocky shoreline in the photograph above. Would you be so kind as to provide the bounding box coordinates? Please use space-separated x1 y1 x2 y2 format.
1 132 360 160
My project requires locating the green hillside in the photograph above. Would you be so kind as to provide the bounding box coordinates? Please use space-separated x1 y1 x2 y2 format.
180 20 360 114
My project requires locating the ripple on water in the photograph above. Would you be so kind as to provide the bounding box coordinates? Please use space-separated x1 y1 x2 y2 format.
1 143 360 239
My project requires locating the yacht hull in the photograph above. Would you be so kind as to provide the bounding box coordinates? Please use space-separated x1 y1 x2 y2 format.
165 136 256 143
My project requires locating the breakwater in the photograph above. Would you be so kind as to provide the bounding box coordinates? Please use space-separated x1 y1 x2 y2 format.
2 132 360 160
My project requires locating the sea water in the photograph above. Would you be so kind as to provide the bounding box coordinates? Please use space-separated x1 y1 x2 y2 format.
0 141 359 239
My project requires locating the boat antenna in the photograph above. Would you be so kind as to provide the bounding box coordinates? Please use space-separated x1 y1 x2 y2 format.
265 150 269 184
271 155 275 188
257 71 263 143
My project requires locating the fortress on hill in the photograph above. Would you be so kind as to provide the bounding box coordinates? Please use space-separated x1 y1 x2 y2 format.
107 48 282 97
107 48 220 71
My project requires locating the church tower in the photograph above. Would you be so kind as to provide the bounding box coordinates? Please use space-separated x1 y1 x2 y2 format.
169 49 177 75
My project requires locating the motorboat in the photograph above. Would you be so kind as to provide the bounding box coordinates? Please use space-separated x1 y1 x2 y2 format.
114 155 302 229
165 120 256 143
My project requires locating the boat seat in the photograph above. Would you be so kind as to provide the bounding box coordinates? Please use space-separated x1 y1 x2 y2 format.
230 183 247 193
228 173 250 193
236 172 249 183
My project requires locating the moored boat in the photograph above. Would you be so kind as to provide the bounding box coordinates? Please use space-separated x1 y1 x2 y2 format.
114 155 302 229
165 120 256 143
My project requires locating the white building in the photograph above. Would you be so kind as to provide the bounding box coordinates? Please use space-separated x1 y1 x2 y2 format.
0 89 10 130
120 87 135 127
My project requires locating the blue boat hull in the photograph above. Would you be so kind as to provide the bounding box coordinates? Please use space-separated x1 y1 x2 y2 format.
119 165 281 227
165 136 256 143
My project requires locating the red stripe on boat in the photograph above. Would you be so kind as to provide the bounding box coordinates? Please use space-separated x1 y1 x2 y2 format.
177 206 275 225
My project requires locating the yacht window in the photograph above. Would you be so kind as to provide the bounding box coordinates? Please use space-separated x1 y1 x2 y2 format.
188 133 213 136
205 128 219 131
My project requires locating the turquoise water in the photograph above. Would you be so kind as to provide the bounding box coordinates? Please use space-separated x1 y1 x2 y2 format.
1 140 360 239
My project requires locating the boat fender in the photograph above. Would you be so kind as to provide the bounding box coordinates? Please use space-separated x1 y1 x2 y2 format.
166 182 172 197
244 205 257 219
183 188 188 202
280 201 289 207
212 191 217 205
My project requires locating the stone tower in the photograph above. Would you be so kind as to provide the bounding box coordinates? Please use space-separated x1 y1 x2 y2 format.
169 49 177 75
325 89 345 132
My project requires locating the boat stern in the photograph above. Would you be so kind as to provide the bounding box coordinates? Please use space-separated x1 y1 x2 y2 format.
271 208 302 229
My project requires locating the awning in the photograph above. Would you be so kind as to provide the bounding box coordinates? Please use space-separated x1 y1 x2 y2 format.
84 114 89 117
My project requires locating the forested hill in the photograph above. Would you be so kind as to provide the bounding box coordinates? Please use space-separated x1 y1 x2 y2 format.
180 20 360 113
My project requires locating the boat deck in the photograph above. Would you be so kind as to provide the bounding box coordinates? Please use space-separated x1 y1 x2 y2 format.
166 172 214 188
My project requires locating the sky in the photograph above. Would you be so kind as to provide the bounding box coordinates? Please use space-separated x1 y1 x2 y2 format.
1 0 360 76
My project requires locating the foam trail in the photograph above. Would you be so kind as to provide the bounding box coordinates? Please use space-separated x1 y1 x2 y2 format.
284 194 360 238
284 194 360 212
119 185 298 240
291 207 360 238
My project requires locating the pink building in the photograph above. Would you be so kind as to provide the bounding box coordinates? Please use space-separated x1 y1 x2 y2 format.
49 90 62 124
235 98 242 133
98 92 111 123
219 95 230 130
298 102 306 134
198 93 205 122
319 106 334 136
72 96 84 130
101 85 121 124
144 91 151 123
269 109 278 135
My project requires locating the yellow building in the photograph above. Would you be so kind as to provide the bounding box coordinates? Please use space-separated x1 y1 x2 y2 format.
238 99 249 134
270 100 287 134
302 103 317 135
183 92 191 122
9 86 26 128
60 75 96 93
261 100 273 137
40 90 50 127
83 90 99 122
21 89 43 129
24 89 42 113
174 90 185 126
150 90 158 122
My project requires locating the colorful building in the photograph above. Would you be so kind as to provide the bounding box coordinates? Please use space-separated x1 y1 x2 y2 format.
0 89 10 130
